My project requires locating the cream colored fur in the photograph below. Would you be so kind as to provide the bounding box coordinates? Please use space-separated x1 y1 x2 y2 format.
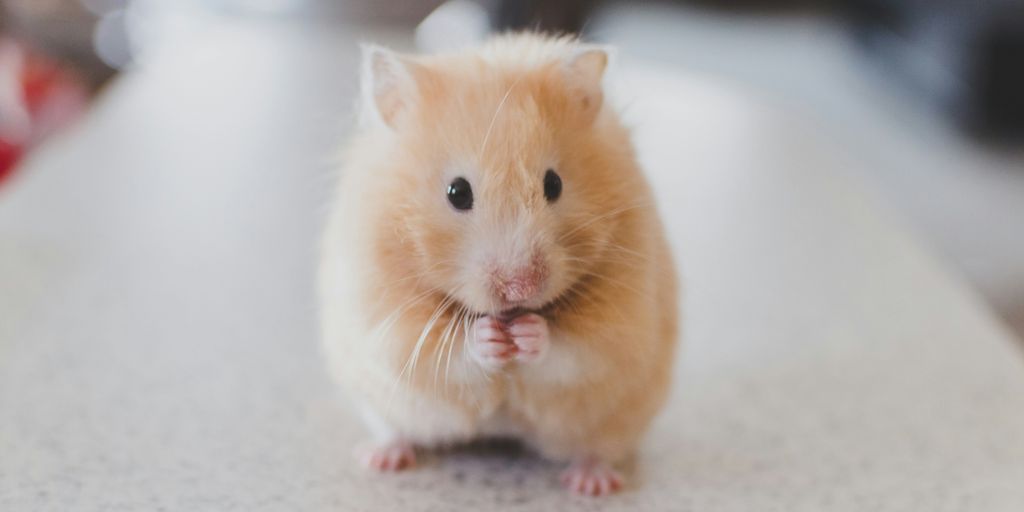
319 33 679 468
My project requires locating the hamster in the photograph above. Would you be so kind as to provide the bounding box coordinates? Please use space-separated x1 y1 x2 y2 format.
318 33 679 496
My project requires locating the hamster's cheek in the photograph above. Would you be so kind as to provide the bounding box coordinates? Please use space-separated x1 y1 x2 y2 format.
441 263 490 313
542 247 580 296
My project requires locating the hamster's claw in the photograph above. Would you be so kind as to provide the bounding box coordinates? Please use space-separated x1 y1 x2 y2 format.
469 315 515 370
560 458 624 496
506 313 549 364
358 440 416 472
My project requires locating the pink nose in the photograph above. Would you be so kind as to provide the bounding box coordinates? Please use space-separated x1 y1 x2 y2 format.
501 275 540 303
494 265 547 304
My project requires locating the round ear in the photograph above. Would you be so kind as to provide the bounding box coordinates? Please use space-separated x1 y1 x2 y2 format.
562 45 612 125
360 44 423 130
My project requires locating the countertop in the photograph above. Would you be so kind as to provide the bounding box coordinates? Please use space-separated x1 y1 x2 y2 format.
2 21 1023 511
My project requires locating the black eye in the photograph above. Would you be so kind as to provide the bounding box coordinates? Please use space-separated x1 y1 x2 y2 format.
543 169 562 202
447 177 473 211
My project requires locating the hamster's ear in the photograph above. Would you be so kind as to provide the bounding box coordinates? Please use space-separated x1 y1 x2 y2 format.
360 44 422 130
562 45 611 125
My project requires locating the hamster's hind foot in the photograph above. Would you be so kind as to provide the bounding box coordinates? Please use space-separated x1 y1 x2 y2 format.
356 439 417 472
559 457 623 496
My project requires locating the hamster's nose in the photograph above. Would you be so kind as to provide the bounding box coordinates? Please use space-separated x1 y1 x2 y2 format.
493 262 548 304
499 274 540 303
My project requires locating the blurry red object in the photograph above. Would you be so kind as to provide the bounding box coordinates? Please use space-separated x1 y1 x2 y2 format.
0 39 88 186
0 139 22 183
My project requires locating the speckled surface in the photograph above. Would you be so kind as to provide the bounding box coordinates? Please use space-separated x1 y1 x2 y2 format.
2 21 1023 512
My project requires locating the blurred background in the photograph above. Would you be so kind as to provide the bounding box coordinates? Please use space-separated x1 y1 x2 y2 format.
1 0 1023 337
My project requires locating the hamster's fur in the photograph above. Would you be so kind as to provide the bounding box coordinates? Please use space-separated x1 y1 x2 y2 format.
319 33 678 496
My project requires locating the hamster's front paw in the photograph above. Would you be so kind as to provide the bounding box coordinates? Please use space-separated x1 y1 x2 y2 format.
506 313 549 364
469 315 515 370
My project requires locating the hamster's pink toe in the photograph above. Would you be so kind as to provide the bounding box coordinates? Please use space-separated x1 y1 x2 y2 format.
560 459 623 496
358 440 416 472
469 315 515 369
506 313 549 363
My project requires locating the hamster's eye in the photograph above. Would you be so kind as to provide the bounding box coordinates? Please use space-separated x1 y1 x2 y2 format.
447 177 473 211
543 169 562 202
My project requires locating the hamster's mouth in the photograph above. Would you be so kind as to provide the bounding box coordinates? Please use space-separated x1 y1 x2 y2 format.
443 294 545 320
496 307 529 321
450 282 584 320
455 304 535 321
446 273 593 320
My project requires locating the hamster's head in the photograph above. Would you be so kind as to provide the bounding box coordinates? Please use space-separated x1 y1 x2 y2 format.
361 36 636 317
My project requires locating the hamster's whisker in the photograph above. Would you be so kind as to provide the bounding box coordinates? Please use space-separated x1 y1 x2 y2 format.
458 305 471 383
380 290 442 413
410 295 456 379
373 285 447 338
564 260 653 300
456 308 471 404
562 253 638 268
390 294 454 408
478 75 524 160
556 202 652 243
374 259 454 300
443 304 466 393
372 287 436 345
433 302 461 395
566 240 653 264
561 253 645 273
375 259 457 301
548 268 633 328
